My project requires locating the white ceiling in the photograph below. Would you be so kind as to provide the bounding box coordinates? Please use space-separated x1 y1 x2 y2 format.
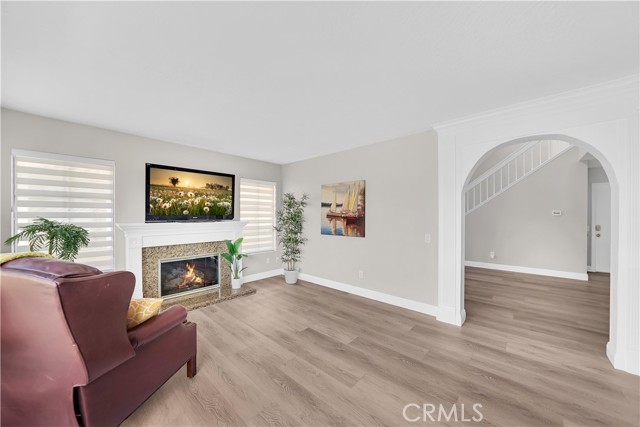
2 2 638 164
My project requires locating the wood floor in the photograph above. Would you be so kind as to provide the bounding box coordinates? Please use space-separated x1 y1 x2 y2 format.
123 268 639 426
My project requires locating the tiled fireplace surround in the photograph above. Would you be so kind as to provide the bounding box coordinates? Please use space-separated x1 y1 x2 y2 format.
117 222 255 310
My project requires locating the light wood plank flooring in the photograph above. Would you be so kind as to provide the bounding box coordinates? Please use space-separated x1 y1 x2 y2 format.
123 268 639 426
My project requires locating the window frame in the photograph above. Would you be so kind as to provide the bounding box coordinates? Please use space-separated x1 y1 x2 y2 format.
10 149 116 271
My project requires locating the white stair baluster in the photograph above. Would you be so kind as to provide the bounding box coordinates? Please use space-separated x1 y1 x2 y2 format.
464 139 572 214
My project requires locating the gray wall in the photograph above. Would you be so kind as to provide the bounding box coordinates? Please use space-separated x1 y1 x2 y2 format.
465 147 588 274
0 109 281 275
587 166 610 267
282 131 438 305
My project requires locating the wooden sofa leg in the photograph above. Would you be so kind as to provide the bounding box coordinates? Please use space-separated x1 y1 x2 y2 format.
187 356 197 378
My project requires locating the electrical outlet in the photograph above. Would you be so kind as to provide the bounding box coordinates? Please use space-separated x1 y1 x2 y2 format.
266 257 270 264
489 251 496 259
358 270 364 279
424 233 431 244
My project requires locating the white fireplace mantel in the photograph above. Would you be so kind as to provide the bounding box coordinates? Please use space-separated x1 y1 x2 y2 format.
117 221 247 297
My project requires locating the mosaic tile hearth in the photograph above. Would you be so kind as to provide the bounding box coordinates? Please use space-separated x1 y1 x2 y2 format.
142 241 255 311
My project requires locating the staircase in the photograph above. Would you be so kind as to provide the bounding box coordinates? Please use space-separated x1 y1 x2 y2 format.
465 139 572 214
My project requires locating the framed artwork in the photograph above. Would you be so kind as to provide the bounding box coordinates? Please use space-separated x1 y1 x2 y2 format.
321 180 365 237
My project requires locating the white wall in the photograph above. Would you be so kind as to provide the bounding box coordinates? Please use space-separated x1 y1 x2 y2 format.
282 131 438 306
587 166 610 268
0 109 282 276
465 147 588 275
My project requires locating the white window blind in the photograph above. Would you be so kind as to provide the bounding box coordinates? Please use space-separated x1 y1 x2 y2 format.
240 179 276 254
11 150 115 271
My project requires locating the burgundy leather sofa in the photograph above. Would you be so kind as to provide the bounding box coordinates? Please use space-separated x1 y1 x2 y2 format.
1 257 197 427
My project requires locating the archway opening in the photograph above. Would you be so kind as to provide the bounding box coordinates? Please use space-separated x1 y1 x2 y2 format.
460 135 616 359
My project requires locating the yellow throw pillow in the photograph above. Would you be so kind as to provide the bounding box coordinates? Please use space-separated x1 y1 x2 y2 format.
127 298 163 329
0 252 52 265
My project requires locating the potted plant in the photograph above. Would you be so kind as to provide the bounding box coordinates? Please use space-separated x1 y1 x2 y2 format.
4 217 90 261
221 237 247 290
274 193 309 284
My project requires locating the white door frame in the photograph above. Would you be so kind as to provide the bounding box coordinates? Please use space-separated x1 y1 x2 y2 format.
434 75 639 375
591 182 612 273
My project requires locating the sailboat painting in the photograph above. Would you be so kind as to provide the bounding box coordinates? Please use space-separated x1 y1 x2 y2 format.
321 180 365 237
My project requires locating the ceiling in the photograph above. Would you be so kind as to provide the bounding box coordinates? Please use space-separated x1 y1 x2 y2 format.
2 2 638 164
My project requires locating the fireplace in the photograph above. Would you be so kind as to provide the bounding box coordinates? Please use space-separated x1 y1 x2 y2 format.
159 254 220 298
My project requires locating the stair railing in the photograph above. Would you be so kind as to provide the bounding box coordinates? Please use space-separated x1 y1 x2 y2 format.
464 139 572 214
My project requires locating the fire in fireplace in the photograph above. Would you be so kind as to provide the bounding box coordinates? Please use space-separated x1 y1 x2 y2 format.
159 254 219 298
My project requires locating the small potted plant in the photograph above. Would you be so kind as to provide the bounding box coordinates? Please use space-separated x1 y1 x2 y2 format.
221 237 247 290
4 217 90 261
274 193 308 284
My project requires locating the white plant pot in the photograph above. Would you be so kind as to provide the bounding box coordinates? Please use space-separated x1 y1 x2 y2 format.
284 268 299 285
231 277 242 290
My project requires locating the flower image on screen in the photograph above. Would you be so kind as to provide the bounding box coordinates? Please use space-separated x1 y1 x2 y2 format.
146 164 234 221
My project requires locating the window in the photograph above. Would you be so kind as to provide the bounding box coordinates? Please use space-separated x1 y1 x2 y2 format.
11 150 115 271
240 179 276 253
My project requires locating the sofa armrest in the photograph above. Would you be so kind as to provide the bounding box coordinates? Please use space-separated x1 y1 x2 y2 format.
127 305 190 350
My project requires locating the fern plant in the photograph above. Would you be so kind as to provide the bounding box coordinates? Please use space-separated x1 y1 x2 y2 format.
274 193 309 271
4 217 90 261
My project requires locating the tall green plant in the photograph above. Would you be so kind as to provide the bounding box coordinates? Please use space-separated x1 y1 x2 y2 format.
274 193 309 271
221 237 247 279
4 217 90 261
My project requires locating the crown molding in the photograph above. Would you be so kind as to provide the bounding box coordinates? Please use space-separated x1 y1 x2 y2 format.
433 74 639 133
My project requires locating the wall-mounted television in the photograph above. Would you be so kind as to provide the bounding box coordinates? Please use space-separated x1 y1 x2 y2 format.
145 163 235 222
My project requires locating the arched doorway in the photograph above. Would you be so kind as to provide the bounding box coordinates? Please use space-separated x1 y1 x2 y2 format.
460 135 615 355
433 77 638 374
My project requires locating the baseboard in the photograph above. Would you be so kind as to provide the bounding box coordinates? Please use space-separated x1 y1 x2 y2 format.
627 348 640 376
298 273 439 317
606 341 616 366
465 261 589 281
243 269 282 283
607 341 640 375
436 306 466 326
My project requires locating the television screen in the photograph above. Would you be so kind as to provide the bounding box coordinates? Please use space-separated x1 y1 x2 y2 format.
146 163 235 222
